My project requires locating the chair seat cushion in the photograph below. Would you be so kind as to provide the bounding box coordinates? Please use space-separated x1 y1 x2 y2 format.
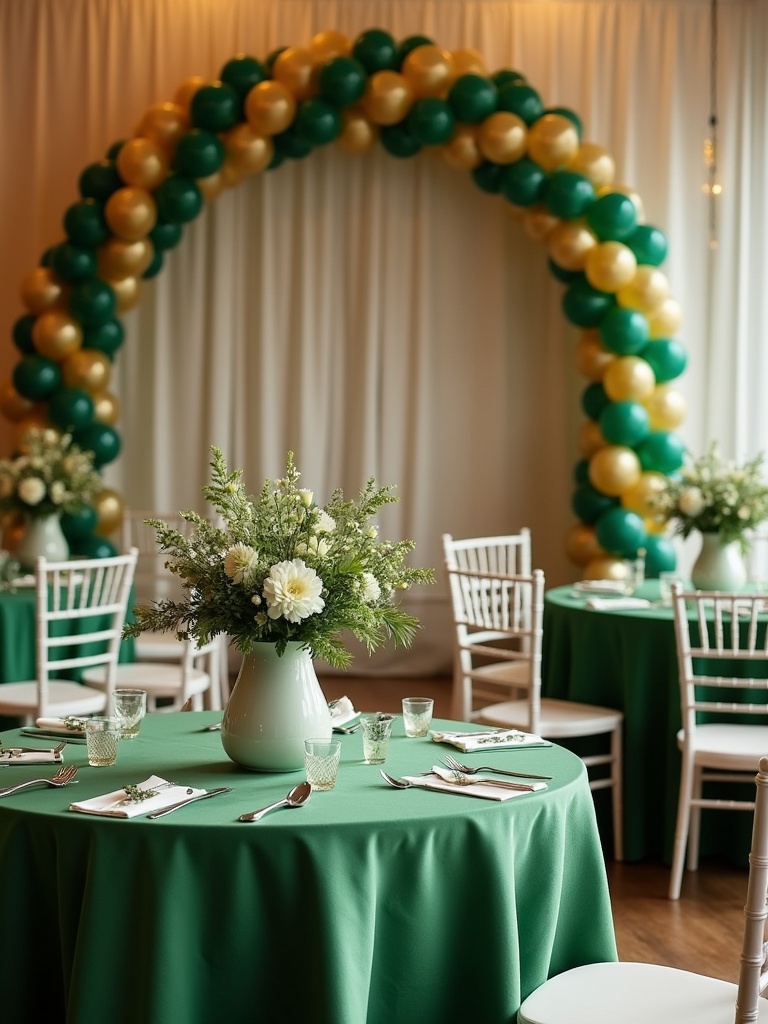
81 663 210 698
676 723 768 769
479 697 622 737
0 680 107 717
517 961 764 1024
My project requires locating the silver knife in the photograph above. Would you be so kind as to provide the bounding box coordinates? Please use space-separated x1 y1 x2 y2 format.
146 786 233 818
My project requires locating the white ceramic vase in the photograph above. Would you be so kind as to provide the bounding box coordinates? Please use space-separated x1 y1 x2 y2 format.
220 641 333 771
690 531 747 592
14 512 69 572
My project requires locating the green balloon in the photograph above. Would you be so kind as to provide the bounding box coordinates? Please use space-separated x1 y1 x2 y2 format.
397 35 434 65
548 260 583 285
78 160 121 202
273 124 314 161
380 123 421 159
599 307 650 355
83 319 124 360
573 458 590 484
490 69 526 88
71 534 118 559
496 82 544 125
562 280 615 327
586 193 638 241
49 387 95 431
544 171 595 219
75 424 121 467
264 48 287 74
220 54 266 97
643 533 677 577
472 161 504 194
267 148 286 171
61 504 98 541
13 355 62 399
595 507 647 558
544 106 583 138
40 247 56 268
153 175 203 224
572 482 618 524
352 28 398 73
173 129 225 178
636 431 686 474
501 159 547 206
295 98 342 146
581 382 610 420
190 82 240 132
12 314 36 355
49 242 97 283
448 75 497 124
318 56 367 107
149 219 183 252
68 280 117 327
142 249 164 279
627 224 668 266
105 140 126 160
64 199 109 248
406 98 454 146
599 400 651 446
640 338 688 382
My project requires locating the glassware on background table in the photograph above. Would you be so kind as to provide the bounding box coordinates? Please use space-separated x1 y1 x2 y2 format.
401 697 434 738
658 570 685 605
113 688 147 739
622 549 646 595
303 737 342 791
360 713 395 764
85 717 121 767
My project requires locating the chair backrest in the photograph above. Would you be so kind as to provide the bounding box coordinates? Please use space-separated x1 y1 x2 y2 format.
671 583 768 734
735 755 768 1023
36 547 138 715
746 525 768 585
442 531 532 578
121 510 200 605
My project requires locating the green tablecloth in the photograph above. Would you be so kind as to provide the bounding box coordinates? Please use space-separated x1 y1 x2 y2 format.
542 582 767 864
0 713 616 1024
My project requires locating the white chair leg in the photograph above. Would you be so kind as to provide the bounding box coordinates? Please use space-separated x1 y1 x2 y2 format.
611 725 624 862
687 765 703 872
669 756 695 900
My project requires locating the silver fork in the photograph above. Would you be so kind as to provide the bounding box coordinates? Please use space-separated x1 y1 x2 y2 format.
439 768 538 792
0 763 78 797
442 753 552 781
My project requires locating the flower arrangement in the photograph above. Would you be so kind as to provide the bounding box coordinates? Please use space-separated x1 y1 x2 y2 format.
657 442 768 550
124 448 435 669
0 427 101 519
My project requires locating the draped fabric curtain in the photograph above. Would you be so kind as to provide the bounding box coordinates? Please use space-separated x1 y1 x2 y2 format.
0 0 765 673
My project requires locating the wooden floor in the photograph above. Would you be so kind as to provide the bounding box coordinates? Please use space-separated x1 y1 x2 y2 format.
317 671 750 985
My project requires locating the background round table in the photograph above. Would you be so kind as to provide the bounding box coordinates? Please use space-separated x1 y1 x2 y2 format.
0 712 616 1024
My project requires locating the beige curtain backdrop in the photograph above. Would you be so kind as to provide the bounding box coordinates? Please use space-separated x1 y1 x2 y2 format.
0 0 766 673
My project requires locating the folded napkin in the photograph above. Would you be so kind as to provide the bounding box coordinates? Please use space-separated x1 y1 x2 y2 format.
572 579 627 595
69 775 206 819
0 748 63 765
329 696 360 730
585 596 652 610
9 575 35 588
430 728 553 753
403 767 546 801
33 717 87 737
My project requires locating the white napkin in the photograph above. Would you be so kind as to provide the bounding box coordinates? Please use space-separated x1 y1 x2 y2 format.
329 696 360 729
9 575 35 588
585 596 652 610
429 728 553 753
572 579 627 595
34 717 87 737
0 748 63 765
69 775 206 819
403 767 546 801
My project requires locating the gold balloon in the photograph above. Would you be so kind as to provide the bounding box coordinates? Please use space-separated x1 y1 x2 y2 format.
523 203 560 244
111 276 142 312
19 267 68 315
647 297 683 339
91 389 121 426
603 356 656 402
336 108 379 154
441 124 481 170
272 47 318 101
0 382 35 421
222 123 274 173
97 237 154 280
584 241 638 293
116 137 169 190
1 509 25 553
547 220 597 272
93 488 125 537
573 329 616 381
104 187 157 243
598 184 645 224
61 350 112 392
401 45 454 99
620 471 668 520
578 419 606 459
616 265 670 315
645 384 687 430
450 48 486 78
309 29 352 61
526 114 580 171
245 80 298 136
565 523 605 567
135 101 189 156
477 111 527 164
219 159 246 189
362 70 414 125
570 142 616 189
584 556 627 581
196 170 226 202
589 445 642 496
173 76 207 116
31 310 83 361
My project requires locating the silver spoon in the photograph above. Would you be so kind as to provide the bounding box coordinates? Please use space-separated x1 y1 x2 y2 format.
237 781 312 822
380 770 414 789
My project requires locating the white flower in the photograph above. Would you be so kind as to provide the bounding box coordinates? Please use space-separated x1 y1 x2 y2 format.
224 543 259 584
295 536 330 559
678 487 705 517
315 510 335 533
18 476 46 506
298 489 313 507
360 572 381 604
263 558 325 623
49 480 67 505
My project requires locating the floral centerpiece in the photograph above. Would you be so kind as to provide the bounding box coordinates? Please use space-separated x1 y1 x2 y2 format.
0 427 101 519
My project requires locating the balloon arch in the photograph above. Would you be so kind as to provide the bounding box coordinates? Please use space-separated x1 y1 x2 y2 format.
0 27 685 579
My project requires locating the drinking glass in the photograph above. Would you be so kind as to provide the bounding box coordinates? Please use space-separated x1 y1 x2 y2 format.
85 717 121 767
360 713 395 764
304 738 342 791
659 570 684 605
113 688 147 739
401 697 434 738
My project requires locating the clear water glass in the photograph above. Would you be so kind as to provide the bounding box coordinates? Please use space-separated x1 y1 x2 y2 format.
113 688 147 739
402 697 434 738
304 738 342 791
360 713 395 764
85 716 121 767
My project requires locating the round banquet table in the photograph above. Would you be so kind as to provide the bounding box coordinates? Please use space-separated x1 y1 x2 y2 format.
0 712 617 1024
543 581 768 865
